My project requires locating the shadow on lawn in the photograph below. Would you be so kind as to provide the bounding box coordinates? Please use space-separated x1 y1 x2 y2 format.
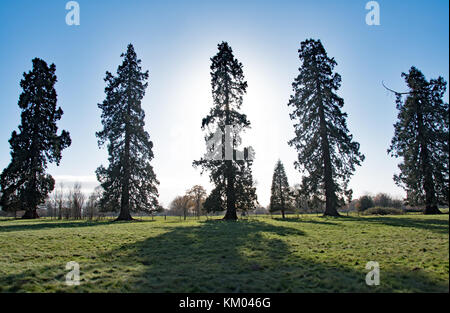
272 217 338 226
345 216 449 234
1 219 447 293
0 219 140 233
88 219 447 292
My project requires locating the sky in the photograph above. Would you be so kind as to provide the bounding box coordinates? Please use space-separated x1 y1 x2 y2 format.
0 0 448 208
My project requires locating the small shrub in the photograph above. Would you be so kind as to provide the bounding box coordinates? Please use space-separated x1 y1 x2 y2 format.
363 206 404 215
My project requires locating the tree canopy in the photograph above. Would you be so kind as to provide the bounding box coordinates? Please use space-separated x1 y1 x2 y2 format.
193 42 257 220
288 39 364 216
388 66 449 214
0 58 71 219
96 44 160 220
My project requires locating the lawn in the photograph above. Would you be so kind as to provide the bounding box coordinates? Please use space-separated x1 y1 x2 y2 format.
0 214 448 292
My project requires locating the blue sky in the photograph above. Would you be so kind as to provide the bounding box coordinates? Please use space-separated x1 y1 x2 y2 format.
0 0 448 207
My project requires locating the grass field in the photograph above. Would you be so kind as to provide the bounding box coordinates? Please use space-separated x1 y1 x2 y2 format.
0 214 448 292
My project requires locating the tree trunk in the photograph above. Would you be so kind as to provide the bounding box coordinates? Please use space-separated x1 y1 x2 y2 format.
222 74 238 221
117 175 133 221
117 101 133 222
22 209 39 219
224 160 237 220
318 94 339 217
117 208 132 221
281 210 285 219
417 109 442 215
424 204 442 215
423 169 441 214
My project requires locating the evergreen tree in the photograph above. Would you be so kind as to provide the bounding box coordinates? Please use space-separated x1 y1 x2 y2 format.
96 44 160 220
269 160 291 219
203 187 226 214
287 39 364 216
388 67 449 214
235 162 258 215
0 58 71 219
193 42 256 220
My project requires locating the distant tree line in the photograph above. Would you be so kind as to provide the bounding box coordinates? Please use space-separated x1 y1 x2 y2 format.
0 39 448 220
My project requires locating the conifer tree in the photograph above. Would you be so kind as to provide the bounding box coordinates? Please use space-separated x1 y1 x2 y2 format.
0 58 71 219
287 39 364 216
269 160 290 219
235 162 258 215
193 42 256 220
96 44 160 220
388 67 449 214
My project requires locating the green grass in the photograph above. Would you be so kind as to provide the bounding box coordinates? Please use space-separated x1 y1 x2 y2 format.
0 214 448 292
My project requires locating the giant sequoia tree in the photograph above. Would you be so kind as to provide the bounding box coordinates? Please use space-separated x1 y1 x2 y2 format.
193 42 257 220
0 58 71 219
388 67 449 214
269 160 290 219
96 44 160 221
288 39 364 217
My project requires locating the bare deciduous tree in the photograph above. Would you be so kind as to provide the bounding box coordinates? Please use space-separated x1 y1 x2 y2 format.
169 195 192 221
186 185 207 219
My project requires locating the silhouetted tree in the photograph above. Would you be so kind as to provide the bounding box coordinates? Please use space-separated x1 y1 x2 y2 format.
203 187 226 214
235 163 258 215
388 67 449 214
96 44 160 220
0 58 71 219
288 39 364 217
269 160 290 219
193 42 255 220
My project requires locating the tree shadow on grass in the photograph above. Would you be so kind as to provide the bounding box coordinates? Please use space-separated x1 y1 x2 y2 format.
1 219 447 293
0 219 148 233
344 216 449 234
86 219 447 293
273 217 338 226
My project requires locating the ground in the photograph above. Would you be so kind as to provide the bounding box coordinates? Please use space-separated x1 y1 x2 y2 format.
0 214 448 292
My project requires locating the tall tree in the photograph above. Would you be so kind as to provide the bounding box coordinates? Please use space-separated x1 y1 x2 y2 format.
0 58 71 219
388 67 449 214
288 39 364 216
269 160 291 219
96 44 160 220
193 42 256 220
